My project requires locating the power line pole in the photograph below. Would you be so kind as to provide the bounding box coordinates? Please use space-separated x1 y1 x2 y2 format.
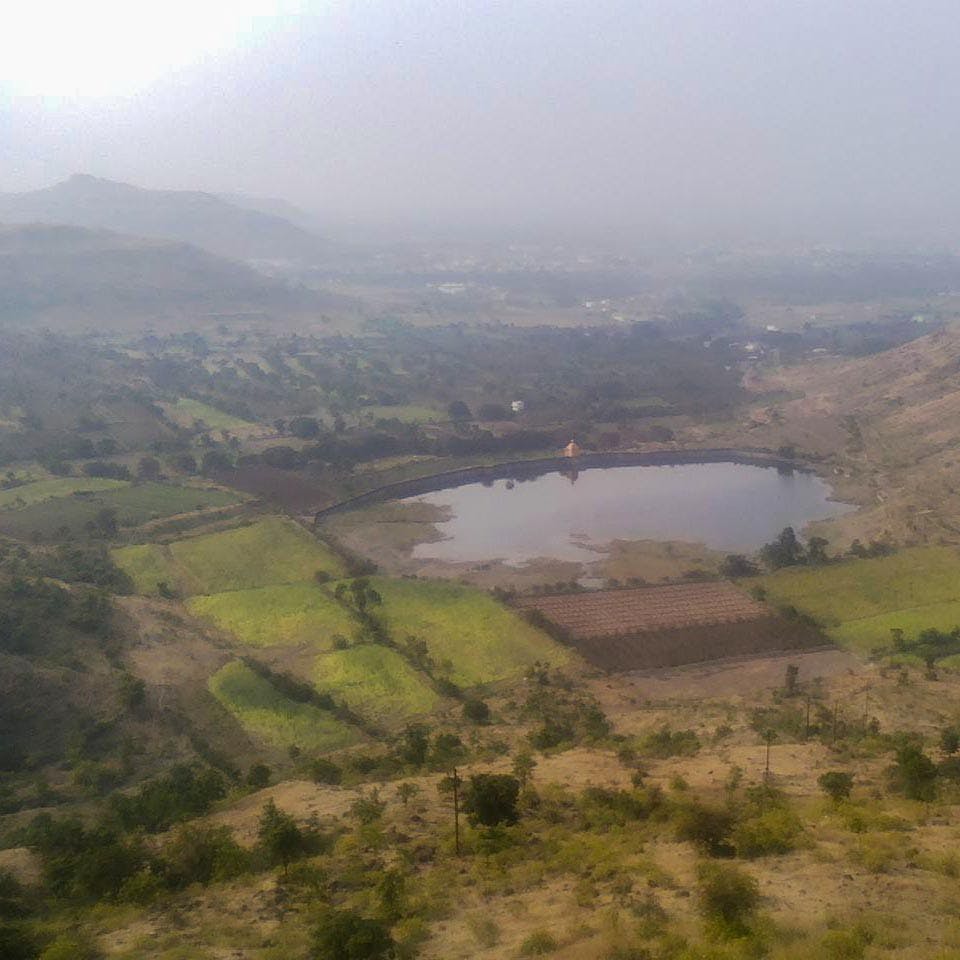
452 767 462 857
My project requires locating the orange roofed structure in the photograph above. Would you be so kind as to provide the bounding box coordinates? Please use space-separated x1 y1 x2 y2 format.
563 439 582 458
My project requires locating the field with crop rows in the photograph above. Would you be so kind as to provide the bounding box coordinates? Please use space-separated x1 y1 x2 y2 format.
371 577 566 686
208 660 360 753
514 582 766 638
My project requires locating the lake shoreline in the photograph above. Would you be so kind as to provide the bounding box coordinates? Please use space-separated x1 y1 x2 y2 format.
313 446 828 524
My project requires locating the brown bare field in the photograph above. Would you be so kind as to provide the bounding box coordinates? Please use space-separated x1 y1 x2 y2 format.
515 582 766 637
516 582 827 670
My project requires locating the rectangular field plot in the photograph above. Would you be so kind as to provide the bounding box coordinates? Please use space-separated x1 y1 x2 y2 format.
314 644 441 723
755 547 960 653
209 660 360 753
371 577 567 686
189 583 358 648
115 517 344 596
515 581 766 638
0 477 127 510
515 582 825 671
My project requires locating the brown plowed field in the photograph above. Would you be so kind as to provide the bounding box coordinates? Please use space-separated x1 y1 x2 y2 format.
514 581 766 637
516 582 828 671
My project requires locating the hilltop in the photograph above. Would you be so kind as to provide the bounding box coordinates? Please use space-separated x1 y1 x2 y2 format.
0 175 338 264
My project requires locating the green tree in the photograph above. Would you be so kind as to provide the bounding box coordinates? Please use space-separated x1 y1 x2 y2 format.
462 774 520 827
246 764 271 789
310 909 395 960
396 782 420 806
891 744 939 802
818 771 854 803
462 698 491 725
512 751 537 787
941 727 960 755
257 800 304 873
696 862 760 934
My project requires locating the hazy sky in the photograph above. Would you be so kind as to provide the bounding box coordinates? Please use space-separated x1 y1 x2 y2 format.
3 0 960 244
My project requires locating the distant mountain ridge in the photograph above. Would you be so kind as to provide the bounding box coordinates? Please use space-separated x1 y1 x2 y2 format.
0 174 335 263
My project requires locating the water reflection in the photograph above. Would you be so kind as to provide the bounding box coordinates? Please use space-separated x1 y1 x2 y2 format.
403 461 855 564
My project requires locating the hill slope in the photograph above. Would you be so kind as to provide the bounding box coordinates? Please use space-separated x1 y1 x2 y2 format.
0 174 335 263
0 222 318 324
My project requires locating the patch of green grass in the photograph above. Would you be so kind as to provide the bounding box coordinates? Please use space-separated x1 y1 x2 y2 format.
754 547 960 653
168 518 345 594
0 482 239 539
0 476 128 509
189 583 359 648
112 543 175 595
208 660 360 752
832 600 960 653
165 398 255 431
358 404 442 424
370 577 567 686
314 644 441 723
115 518 345 597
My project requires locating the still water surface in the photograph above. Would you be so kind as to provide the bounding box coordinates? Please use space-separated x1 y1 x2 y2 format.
403 461 855 564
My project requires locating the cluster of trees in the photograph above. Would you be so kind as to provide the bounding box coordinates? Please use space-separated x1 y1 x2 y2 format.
0 579 112 656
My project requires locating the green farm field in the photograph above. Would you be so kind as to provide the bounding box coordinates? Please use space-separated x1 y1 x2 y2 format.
164 398 256 431
208 660 360 753
115 517 344 595
0 476 127 509
371 577 567 686
357 404 442 424
314 644 441 723
189 583 358 648
755 546 960 653
0 482 239 539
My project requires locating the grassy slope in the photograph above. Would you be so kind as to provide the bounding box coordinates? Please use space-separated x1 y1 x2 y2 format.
755 546 960 653
0 476 127 509
163 518 343 595
314 644 441 722
166 398 254 431
371 577 567 686
0 482 239 538
189 583 358 648
208 660 359 753
115 518 343 597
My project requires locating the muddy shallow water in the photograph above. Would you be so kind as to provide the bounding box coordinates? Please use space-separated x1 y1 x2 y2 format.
402 461 855 564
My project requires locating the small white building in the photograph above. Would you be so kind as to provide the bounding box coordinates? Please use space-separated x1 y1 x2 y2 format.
511 400 525 414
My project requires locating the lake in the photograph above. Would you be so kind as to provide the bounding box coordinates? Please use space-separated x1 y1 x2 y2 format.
403 461 855 564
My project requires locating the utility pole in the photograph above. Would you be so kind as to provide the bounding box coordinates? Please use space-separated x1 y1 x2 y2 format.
452 767 462 857
804 695 811 740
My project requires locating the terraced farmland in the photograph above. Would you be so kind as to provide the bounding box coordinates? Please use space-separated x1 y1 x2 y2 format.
188 583 358 648
314 645 442 723
755 546 960 653
208 660 360 753
371 577 567 686
114 517 344 596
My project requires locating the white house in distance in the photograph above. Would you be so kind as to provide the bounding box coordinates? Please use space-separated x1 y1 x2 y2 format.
511 400 525 414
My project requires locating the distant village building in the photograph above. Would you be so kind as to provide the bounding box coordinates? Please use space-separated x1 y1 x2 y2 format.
563 439 582 458
511 400 525 414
